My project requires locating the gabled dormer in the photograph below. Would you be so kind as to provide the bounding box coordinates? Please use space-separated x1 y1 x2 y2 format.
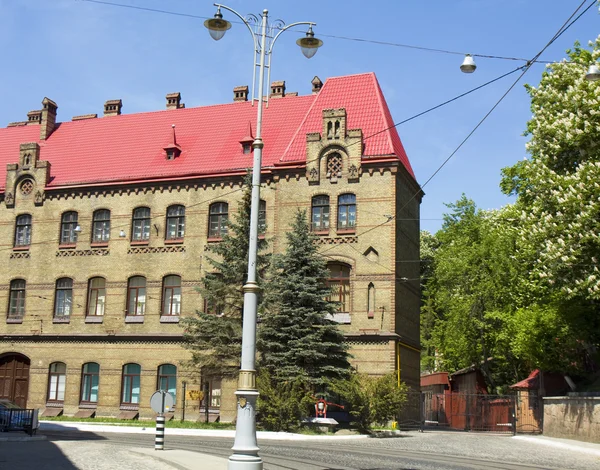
5 142 51 208
239 122 254 155
164 124 182 160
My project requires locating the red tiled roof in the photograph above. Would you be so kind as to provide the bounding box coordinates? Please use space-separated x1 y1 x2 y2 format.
0 73 415 190
510 369 569 395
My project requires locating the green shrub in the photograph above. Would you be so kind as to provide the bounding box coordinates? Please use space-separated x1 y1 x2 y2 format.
331 373 408 433
256 370 314 432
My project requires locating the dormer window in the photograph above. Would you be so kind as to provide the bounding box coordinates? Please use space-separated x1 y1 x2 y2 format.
166 148 179 160
239 121 254 155
242 143 252 154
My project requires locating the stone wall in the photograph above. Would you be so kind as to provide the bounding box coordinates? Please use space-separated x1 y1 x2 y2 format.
543 396 600 443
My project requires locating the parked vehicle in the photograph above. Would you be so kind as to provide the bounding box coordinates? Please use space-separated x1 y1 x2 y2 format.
0 399 39 435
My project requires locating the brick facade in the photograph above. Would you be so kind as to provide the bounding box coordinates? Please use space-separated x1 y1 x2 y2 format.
0 75 422 421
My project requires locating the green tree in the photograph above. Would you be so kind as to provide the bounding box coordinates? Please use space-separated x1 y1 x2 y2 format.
258 210 351 388
424 197 523 389
181 175 269 378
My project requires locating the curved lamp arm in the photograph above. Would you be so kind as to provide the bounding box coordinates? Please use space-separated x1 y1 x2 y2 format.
214 3 260 52
268 21 316 56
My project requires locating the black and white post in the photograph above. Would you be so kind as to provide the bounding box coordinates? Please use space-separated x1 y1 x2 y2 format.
150 389 174 452
155 413 165 450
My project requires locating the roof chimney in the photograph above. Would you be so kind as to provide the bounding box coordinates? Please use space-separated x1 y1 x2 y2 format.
311 76 323 94
270 81 286 99
40 97 58 140
166 92 184 109
233 86 249 102
27 110 42 125
104 99 122 117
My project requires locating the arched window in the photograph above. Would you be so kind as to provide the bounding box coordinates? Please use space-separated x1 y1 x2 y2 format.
47 362 66 402
54 278 73 318
157 364 177 403
166 205 185 240
8 279 26 319
60 211 79 244
92 209 111 243
80 362 99 404
87 277 106 317
337 194 356 230
121 363 141 405
368 283 376 315
132 207 151 241
127 277 146 316
208 202 228 238
311 196 330 232
14 214 32 247
162 275 181 316
258 200 267 233
327 263 351 313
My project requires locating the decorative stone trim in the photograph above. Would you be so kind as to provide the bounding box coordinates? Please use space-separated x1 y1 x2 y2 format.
85 316 103 324
128 246 185 254
119 405 139 411
53 317 70 324
315 236 357 245
78 403 98 409
10 252 30 259
56 249 109 257
45 401 64 408
160 315 180 323
125 316 144 323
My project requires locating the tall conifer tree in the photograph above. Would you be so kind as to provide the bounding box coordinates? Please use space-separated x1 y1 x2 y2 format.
181 174 269 378
258 210 351 387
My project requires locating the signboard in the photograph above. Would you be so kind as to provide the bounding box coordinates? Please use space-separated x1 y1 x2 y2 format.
150 390 174 414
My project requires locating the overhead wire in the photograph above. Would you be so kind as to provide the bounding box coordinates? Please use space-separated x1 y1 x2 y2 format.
78 0 556 65
316 0 595 261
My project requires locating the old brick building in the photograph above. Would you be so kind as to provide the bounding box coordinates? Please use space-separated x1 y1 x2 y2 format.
0 73 421 421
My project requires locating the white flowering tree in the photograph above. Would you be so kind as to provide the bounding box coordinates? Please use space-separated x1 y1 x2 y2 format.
499 38 600 373
501 37 600 300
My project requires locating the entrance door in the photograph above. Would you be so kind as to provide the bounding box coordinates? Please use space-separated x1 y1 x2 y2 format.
0 354 30 408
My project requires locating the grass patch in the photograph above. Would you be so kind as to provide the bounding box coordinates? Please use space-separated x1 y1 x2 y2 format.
41 416 234 430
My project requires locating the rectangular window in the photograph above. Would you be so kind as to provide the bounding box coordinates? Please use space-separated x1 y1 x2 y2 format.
132 207 150 241
166 206 185 240
127 277 146 316
87 278 106 316
122 364 141 405
311 196 330 231
92 210 111 243
14 215 32 247
54 278 73 317
162 276 181 316
8 280 26 319
337 194 356 230
81 363 99 403
48 363 67 402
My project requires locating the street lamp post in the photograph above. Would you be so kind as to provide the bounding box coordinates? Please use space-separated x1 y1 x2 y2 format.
204 5 322 470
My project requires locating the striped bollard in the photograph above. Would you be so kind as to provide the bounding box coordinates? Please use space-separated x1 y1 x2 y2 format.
155 415 165 450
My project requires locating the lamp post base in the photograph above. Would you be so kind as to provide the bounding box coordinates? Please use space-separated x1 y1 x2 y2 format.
228 455 263 470
228 389 262 470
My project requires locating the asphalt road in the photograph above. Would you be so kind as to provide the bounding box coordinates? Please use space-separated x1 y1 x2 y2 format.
22 429 600 470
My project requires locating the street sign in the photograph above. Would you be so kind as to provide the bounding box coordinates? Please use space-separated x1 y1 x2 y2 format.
150 390 174 415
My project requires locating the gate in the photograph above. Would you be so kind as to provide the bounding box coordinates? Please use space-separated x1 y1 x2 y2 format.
396 391 542 434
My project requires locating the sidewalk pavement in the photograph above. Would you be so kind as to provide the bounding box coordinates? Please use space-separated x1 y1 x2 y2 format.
130 447 228 470
513 435 600 458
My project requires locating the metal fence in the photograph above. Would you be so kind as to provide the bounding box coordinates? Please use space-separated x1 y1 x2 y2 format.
396 392 542 434
0 408 39 436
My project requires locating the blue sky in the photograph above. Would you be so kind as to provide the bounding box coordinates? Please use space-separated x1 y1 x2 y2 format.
0 1 598 233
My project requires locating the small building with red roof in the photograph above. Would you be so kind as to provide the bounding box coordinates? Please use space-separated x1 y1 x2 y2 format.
0 73 422 421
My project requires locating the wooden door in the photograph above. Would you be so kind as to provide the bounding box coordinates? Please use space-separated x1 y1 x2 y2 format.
0 354 30 408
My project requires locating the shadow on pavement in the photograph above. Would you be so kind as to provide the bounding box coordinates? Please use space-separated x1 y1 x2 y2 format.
0 440 80 470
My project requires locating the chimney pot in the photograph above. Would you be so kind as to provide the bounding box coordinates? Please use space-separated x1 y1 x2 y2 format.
166 92 184 109
311 76 323 94
40 97 58 140
270 81 286 99
233 86 249 102
104 99 122 117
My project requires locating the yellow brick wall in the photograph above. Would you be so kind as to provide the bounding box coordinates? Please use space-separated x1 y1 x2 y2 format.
0 123 421 420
